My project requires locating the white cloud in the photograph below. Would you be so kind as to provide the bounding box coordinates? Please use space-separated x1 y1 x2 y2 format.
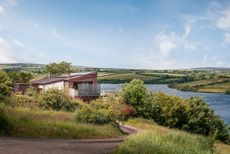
224 32 230 44
0 38 15 63
13 39 25 47
154 32 176 57
33 21 39 28
132 52 175 70
0 5 6 15
50 25 65 40
217 8 230 30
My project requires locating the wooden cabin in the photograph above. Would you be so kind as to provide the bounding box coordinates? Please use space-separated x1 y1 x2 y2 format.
14 72 100 98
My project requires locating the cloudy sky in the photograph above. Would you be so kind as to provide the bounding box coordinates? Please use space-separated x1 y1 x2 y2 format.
0 0 230 69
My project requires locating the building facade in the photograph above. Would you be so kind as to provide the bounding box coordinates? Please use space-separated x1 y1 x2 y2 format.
14 72 100 98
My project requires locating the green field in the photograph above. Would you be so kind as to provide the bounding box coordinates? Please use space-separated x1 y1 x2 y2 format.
174 79 230 93
98 72 182 84
99 72 160 80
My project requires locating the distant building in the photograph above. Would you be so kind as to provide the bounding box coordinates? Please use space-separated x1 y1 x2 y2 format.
14 72 100 98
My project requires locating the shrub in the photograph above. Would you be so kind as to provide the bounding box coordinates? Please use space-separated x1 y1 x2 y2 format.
120 79 148 116
0 71 12 101
120 80 230 143
0 106 12 134
185 97 230 143
75 95 135 125
39 88 78 112
8 94 39 109
75 104 110 125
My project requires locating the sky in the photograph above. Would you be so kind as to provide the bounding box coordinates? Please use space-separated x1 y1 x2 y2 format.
0 0 230 69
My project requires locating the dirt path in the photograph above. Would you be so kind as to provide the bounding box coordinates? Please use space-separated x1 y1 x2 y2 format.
0 124 138 154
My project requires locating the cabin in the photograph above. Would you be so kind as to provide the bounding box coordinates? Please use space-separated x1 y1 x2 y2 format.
14 72 101 98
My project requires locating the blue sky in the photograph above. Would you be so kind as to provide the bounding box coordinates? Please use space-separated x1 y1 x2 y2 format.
0 0 230 69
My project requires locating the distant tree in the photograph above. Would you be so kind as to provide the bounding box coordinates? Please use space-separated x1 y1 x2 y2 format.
7 71 33 83
46 61 73 76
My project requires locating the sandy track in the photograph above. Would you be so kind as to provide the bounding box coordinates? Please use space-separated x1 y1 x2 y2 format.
0 137 124 154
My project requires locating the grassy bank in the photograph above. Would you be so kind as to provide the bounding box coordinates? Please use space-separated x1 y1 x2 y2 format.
170 79 230 94
98 72 181 84
0 106 122 139
113 118 230 154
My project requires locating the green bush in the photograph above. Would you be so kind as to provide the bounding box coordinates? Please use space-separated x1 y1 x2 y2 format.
0 71 12 101
8 94 39 109
39 88 78 112
75 95 135 125
0 106 12 134
120 79 148 116
185 97 229 143
120 79 230 143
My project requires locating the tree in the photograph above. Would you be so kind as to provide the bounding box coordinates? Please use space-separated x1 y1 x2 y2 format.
120 79 148 116
46 61 73 76
7 71 33 83
0 71 12 101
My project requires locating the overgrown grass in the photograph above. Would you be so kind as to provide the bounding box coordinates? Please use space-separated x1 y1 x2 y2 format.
0 106 122 139
113 118 230 154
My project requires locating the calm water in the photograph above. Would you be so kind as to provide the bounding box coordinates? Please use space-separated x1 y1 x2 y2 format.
101 84 230 124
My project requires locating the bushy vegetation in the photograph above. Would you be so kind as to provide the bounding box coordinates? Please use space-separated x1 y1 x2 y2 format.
120 79 230 143
75 95 135 124
46 61 73 76
7 71 33 83
8 88 82 112
0 71 13 101
39 88 80 112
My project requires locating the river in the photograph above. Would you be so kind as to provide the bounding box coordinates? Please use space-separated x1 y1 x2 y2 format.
101 84 230 125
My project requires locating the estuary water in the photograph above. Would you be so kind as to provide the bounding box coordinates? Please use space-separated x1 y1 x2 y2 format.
101 84 230 124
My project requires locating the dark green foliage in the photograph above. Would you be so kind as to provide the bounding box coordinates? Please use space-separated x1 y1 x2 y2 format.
46 61 73 76
0 106 12 134
121 79 230 143
7 71 33 83
75 96 135 125
120 79 148 116
0 71 12 101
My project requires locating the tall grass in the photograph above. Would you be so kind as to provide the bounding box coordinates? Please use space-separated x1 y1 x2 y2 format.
0 106 122 139
113 130 214 154
113 118 216 154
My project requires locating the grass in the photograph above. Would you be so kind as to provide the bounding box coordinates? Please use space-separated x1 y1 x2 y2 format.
175 79 230 93
1 106 122 139
113 118 230 154
98 72 160 81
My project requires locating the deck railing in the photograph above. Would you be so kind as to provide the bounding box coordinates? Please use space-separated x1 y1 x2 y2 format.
77 83 101 97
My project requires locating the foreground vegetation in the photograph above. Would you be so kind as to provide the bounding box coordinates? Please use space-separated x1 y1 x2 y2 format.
114 118 230 154
0 105 122 139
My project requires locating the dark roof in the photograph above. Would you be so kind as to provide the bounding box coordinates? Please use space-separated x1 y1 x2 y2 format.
57 72 95 78
30 72 96 85
30 78 64 85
